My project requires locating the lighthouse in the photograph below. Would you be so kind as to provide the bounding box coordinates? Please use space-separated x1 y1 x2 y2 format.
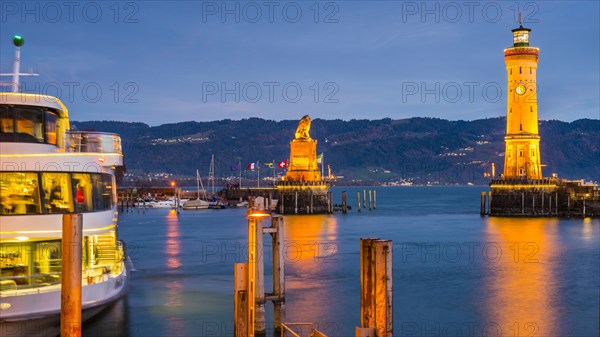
502 16 542 179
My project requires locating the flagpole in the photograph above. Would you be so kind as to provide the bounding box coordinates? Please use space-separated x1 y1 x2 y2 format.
239 159 242 188
257 161 260 188
321 154 325 180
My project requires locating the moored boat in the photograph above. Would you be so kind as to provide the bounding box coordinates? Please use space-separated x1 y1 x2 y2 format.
0 35 129 334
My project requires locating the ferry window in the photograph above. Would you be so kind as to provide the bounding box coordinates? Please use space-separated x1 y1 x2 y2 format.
0 240 62 288
72 173 93 212
532 150 535 157
45 111 58 145
0 172 41 215
34 241 62 276
42 173 74 213
0 107 15 141
519 150 523 157
519 67 522 74
91 173 114 211
15 107 44 143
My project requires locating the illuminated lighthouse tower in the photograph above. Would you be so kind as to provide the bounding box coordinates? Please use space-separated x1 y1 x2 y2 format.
502 17 542 179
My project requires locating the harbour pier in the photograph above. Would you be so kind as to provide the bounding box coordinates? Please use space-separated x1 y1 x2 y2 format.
276 115 332 215
485 178 600 217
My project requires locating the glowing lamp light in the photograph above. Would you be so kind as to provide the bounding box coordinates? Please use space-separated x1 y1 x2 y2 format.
13 35 24 47
170 181 176 187
15 236 29 241
246 209 271 218
98 157 105 163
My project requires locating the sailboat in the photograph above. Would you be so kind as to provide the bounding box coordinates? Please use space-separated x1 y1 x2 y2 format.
182 170 210 210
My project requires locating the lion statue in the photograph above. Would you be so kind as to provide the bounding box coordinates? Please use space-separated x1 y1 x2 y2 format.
294 115 312 140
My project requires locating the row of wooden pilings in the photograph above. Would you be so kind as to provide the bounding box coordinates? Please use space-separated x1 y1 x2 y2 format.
340 189 377 214
481 190 592 217
118 193 139 212
234 210 393 337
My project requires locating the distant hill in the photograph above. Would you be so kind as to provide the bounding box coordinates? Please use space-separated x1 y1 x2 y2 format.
71 117 600 185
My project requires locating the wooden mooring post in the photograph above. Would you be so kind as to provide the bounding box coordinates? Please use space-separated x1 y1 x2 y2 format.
373 190 377 209
61 214 83 337
480 192 487 216
368 190 372 211
235 211 285 337
234 263 249 337
342 191 348 214
363 189 366 209
357 191 361 212
359 238 393 337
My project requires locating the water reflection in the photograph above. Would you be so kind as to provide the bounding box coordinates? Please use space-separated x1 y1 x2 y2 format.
166 209 182 269
483 217 560 336
164 209 184 334
283 215 340 330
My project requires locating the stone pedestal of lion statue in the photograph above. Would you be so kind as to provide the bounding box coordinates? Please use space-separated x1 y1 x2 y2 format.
277 115 332 214
285 115 322 182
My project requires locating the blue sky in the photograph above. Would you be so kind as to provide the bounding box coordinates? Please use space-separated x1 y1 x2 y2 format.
1 1 598 125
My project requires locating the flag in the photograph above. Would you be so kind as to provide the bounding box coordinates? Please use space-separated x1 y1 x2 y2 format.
278 160 288 169
265 162 274 168
247 162 256 170
316 153 324 164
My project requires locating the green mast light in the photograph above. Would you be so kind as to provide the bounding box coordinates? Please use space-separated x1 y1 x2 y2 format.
13 35 24 47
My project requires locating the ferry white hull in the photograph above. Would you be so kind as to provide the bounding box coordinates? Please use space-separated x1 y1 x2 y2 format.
0 264 129 336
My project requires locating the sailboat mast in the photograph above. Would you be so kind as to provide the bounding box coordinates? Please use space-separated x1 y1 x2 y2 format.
196 169 200 200
209 154 215 194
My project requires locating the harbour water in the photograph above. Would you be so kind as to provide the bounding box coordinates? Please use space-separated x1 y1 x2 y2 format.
84 186 599 337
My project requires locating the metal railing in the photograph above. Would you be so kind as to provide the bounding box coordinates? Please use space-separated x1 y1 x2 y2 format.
67 131 122 154
281 323 327 337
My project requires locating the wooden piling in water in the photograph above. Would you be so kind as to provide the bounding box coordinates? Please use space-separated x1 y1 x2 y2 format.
363 189 366 209
342 191 347 214
360 238 393 337
234 263 249 337
487 191 491 215
368 190 372 211
480 192 486 216
247 215 265 336
373 190 377 210
294 191 298 214
61 214 83 337
357 191 361 212
270 216 285 334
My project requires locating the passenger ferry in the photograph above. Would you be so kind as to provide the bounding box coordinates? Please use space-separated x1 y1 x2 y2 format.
0 36 129 335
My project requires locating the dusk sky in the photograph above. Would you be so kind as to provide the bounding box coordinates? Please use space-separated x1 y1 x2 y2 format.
1 1 598 125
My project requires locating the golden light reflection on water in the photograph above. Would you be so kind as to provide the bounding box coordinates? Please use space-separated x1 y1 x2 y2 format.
164 209 183 314
166 209 182 269
484 217 560 336
283 215 339 324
